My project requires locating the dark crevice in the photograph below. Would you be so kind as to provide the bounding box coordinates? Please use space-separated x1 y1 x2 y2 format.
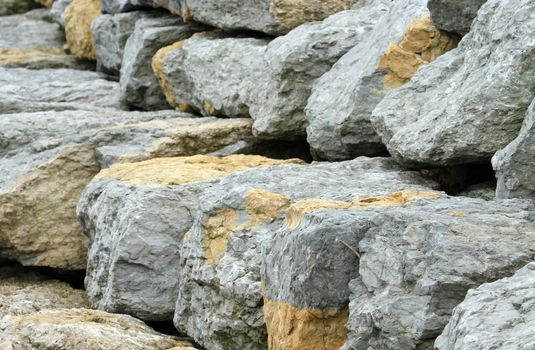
420 162 496 195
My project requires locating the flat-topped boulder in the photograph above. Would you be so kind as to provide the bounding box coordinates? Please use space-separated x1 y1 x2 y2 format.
0 110 253 269
305 0 457 160
371 0 535 168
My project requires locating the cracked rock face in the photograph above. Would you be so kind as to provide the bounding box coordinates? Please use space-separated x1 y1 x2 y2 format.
428 0 488 35
305 0 457 161
435 262 535 350
493 98 535 200
154 0 357 36
371 0 535 168
0 110 252 269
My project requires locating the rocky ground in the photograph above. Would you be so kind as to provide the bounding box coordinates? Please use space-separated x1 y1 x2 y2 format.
0 0 534 349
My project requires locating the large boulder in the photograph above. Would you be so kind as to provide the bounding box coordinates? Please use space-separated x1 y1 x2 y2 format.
120 16 207 110
174 158 436 350
0 110 253 269
0 0 39 16
77 155 302 321
153 0 357 36
428 0 488 35
305 0 458 160
435 262 535 350
371 0 535 168
492 98 535 200
64 0 102 60
101 0 156 14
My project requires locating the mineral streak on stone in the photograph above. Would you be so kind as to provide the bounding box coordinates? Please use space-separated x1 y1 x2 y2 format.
435 262 535 350
371 0 535 168
64 0 102 60
428 0 488 35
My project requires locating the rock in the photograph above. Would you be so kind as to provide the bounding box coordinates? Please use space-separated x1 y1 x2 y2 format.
305 0 458 160
36 0 55 8
153 0 357 36
120 16 207 110
92 11 156 76
371 0 535 168
0 67 119 113
0 110 253 269
428 0 488 35
101 0 156 14
50 0 73 27
173 158 436 349
0 0 39 16
64 0 102 60
0 309 196 350
77 155 302 321
341 196 535 349
153 32 268 117
456 181 496 201
435 262 535 350
493 98 535 200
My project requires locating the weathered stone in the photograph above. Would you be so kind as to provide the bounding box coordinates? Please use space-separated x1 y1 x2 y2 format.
0 67 119 114
0 0 39 16
340 196 535 349
101 0 156 14
435 262 535 350
50 0 73 27
120 16 207 110
153 32 268 117
36 0 55 8
77 155 302 321
493 98 535 200
306 0 457 160
428 0 488 35
371 0 535 168
174 158 436 349
92 11 156 76
64 0 102 60
154 0 357 36
0 110 253 269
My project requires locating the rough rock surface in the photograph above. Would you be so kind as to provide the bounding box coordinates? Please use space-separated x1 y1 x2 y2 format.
154 32 268 117
493 98 535 200
77 155 302 322
50 0 73 27
154 0 357 36
435 262 535 350
306 0 458 160
120 16 207 110
371 0 535 168
0 110 253 269
64 0 102 60
340 196 535 349
173 158 437 350
0 0 39 16
0 67 119 114
428 0 488 35
101 0 156 14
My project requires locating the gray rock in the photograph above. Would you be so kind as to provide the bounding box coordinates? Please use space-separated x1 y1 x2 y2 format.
493 98 535 200
428 0 488 35
0 67 119 114
341 196 535 349
101 0 156 14
92 11 157 76
0 0 39 16
371 0 535 168
305 0 458 160
119 16 207 110
50 0 73 27
153 0 357 36
434 262 535 350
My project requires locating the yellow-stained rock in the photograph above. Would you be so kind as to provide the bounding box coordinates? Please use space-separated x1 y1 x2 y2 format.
378 14 459 90
242 189 291 229
202 208 238 264
64 0 101 60
95 154 303 186
270 0 357 29
152 40 187 109
264 299 349 350
0 47 66 65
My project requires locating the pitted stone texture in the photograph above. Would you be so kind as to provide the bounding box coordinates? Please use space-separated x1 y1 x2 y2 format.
371 0 535 168
120 16 207 110
0 110 251 269
101 0 156 14
92 11 156 76
428 0 488 35
0 0 39 16
174 158 437 350
306 0 457 160
154 0 357 36
493 98 535 200
64 0 102 60
435 262 535 350
0 67 119 114
77 155 301 321
154 32 268 118
341 196 535 349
